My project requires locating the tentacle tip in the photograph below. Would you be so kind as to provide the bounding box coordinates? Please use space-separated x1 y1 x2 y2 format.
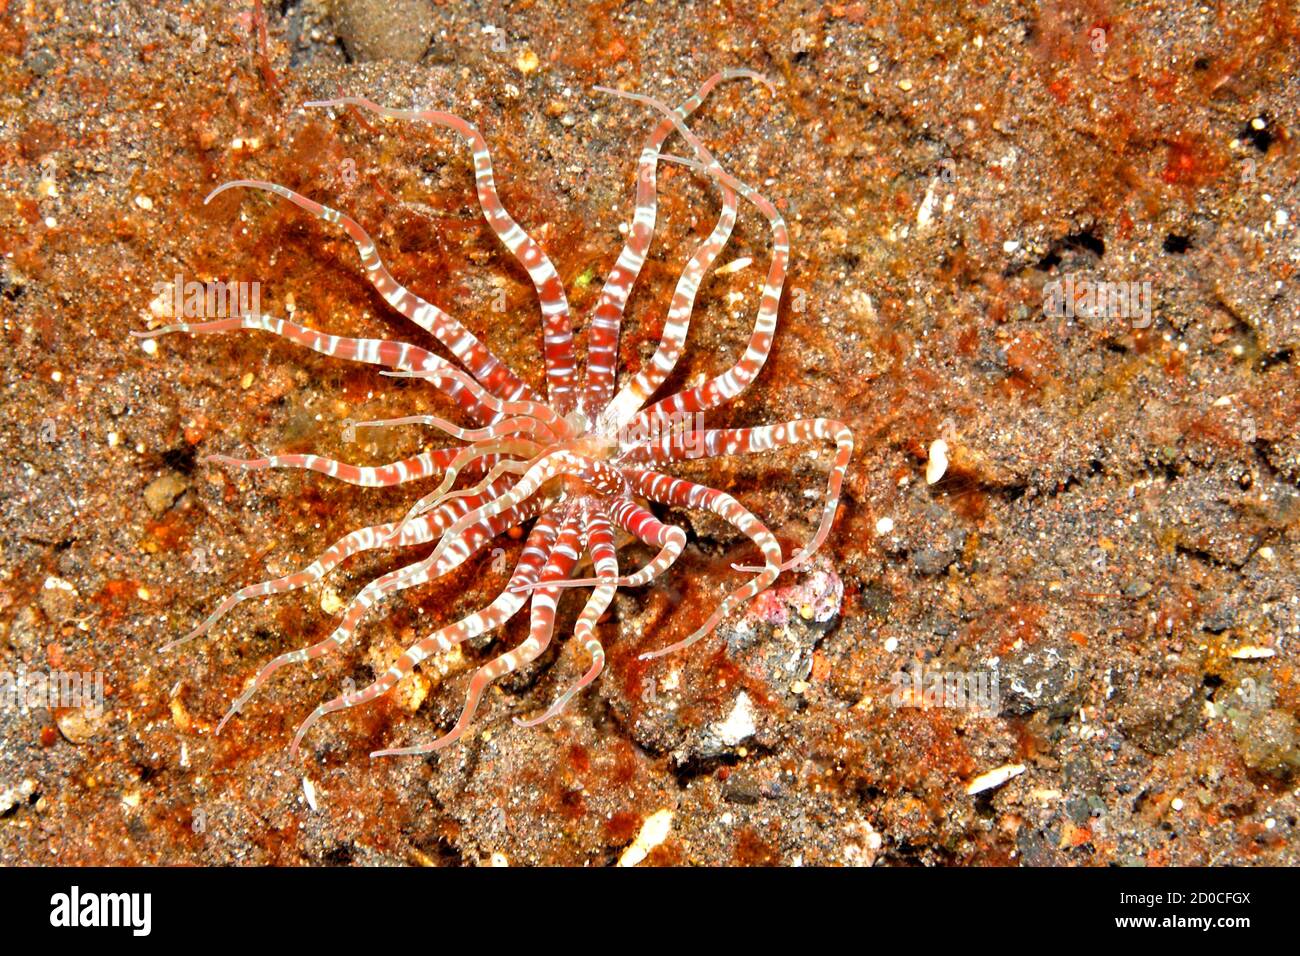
159 637 189 654
165 624 210 652
369 745 417 760
202 183 233 205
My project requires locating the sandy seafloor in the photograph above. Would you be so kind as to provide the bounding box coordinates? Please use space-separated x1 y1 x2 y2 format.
0 0 1297 865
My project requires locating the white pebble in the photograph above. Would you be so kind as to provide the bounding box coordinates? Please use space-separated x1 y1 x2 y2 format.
965 763 1025 796
926 438 949 485
714 256 752 276
875 516 895 534
712 693 756 747
618 809 674 867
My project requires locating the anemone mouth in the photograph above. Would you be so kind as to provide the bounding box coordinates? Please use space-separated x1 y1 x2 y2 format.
568 432 619 461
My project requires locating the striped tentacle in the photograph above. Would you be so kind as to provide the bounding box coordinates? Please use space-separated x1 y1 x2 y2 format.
203 411 551 495
205 180 536 403
215 492 552 734
352 413 556 445
624 468 781 659
620 419 854 571
290 507 566 757
516 499 617 727
513 495 685 592
303 98 579 414
133 313 498 424
373 501 586 756
631 151 786 428
380 438 543 546
583 70 768 418
597 178 738 431
416 449 628 580
381 367 564 432
165 477 512 650
205 447 459 488
592 85 788 431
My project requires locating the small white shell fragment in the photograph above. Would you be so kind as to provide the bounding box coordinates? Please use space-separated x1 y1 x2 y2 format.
713 692 756 747
926 438 949 485
916 180 938 229
875 516 895 535
617 809 674 867
514 48 539 73
302 776 319 812
134 194 154 210
1229 645 1276 660
965 762 1025 796
319 586 345 615
489 852 509 867
714 256 753 276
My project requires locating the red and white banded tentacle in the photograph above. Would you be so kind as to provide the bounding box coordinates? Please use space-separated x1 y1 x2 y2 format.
372 500 587 756
204 180 537 403
584 70 769 419
633 151 787 428
516 498 617 727
416 448 628 577
380 438 543 546
289 507 567 757
592 86 788 432
215 492 553 734
204 447 458 488
166 477 513 651
620 419 854 571
624 467 781 658
134 313 506 424
303 98 579 414
514 495 686 592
